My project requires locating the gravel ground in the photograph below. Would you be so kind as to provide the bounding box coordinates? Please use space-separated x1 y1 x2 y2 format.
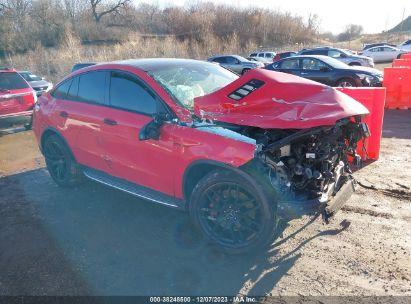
0 110 410 296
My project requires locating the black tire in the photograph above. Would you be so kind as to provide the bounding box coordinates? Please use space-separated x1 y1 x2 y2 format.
348 62 361 66
189 169 278 255
336 78 356 87
24 115 33 130
43 134 83 187
397 54 402 59
242 68 251 75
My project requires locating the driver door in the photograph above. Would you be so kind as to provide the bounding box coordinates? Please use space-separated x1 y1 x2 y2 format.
299 58 333 85
99 70 177 196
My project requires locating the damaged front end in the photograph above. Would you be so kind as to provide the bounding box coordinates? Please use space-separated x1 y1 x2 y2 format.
235 116 370 221
193 69 372 221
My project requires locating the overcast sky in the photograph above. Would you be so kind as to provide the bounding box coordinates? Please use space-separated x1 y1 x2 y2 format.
134 0 411 34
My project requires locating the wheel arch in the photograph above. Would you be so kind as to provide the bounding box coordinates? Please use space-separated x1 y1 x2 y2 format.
40 127 76 160
183 159 261 205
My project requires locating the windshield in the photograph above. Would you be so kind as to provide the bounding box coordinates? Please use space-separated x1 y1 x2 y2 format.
318 56 349 69
148 62 239 110
21 72 42 82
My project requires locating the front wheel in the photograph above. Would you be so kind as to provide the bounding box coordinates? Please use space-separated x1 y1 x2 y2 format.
43 134 83 187
189 170 278 254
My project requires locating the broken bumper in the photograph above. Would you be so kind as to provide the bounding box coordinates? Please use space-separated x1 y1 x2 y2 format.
277 178 356 220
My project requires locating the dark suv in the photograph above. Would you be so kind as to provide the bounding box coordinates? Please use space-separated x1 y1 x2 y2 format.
33 59 369 254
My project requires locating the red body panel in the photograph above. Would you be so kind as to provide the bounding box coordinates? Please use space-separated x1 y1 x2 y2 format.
194 69 369 129
33 62 369 201
32 64 257 199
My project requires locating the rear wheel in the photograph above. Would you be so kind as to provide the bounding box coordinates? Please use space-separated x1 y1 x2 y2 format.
43 134 83 187
189 170 277 254
348 62 361 66
336 78 356 87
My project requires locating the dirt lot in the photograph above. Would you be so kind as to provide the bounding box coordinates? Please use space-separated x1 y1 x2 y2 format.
0 110 410 296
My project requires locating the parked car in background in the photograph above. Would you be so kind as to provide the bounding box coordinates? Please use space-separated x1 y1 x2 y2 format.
32 58 369 254
362 43 396 51
265 55 383 87
249 52 276 64
273 51 297 62
207 55 264 74
0 67 36 125
299 47 374 67
71 62 96 72
18 71 52 96
398 40 411 51
361 46 406 63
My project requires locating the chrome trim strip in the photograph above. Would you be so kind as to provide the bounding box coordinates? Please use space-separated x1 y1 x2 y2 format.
83 171 179 208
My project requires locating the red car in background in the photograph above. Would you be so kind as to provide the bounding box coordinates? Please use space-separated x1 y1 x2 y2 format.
33 59 370 254
0 68 36 125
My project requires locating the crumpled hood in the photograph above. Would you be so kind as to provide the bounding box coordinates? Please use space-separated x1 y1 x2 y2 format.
194 69 369 129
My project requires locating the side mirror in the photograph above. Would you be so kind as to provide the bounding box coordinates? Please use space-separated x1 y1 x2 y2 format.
138 112 172 141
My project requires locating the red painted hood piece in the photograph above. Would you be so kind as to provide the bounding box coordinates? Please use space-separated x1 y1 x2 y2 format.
194 69 369 129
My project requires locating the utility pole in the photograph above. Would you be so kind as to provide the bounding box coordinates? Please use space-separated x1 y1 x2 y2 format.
398 7 405 43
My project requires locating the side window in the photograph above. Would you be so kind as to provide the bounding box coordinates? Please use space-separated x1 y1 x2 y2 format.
51 79 72 99
265 53 273 58
328 50 342 58
280 59 300 69
67 76 79 100
257 53 264 57
109 71 158 115
212 57 225 64
225 57 238 64
77 71 107 104
250 53 257 57
302 58 327 70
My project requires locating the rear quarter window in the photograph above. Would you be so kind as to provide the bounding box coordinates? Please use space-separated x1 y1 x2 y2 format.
0 72 30 90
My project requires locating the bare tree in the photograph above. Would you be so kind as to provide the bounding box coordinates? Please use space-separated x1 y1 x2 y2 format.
338 24 363 42
89 0 129 23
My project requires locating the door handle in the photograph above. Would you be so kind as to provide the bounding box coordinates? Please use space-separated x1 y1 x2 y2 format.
300 72 308 75
59 111 68 118
103 118 117 126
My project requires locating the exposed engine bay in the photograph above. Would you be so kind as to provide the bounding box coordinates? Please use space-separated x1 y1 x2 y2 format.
217 116 370 204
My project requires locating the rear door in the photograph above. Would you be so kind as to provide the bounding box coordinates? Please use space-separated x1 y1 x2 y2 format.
99 70 177 196
50 71 110 172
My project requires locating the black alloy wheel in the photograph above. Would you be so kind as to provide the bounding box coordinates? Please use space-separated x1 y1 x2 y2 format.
43 135 83 187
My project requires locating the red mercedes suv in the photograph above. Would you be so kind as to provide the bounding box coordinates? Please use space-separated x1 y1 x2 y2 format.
33 59 370 253
0 67 36 124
